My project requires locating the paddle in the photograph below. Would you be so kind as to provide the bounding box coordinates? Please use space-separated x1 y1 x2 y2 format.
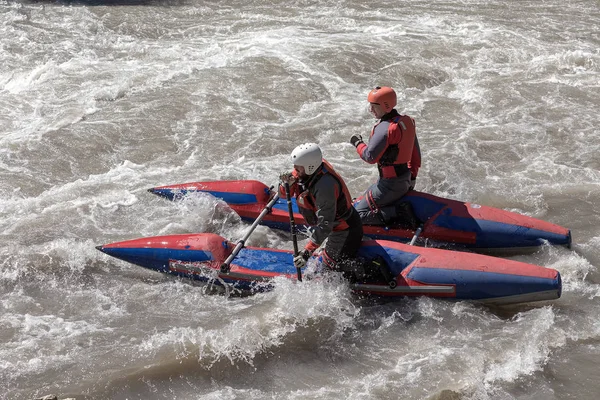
284 182 302 282
220 189 280 273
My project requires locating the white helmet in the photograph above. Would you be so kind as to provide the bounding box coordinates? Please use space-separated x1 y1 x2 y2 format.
291 143 323 175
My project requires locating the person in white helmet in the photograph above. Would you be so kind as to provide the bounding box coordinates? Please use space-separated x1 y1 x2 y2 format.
279 143 364 281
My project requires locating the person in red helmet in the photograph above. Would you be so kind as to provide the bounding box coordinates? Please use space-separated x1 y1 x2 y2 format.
279 143 364 281
349 86 421 227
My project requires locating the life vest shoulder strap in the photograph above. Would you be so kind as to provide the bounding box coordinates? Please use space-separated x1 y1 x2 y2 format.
388 115 415 144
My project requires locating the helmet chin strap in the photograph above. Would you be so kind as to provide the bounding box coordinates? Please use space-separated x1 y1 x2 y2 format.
297 173 308 183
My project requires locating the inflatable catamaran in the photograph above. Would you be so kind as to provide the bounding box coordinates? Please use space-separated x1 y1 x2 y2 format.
147 179 572 253
96 232 561 305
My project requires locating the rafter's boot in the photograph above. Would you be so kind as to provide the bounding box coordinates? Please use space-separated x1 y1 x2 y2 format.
392 201 420 230
364 256 397 289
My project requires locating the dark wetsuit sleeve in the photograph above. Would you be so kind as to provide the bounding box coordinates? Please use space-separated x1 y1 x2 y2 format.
358 122 390 164
309 175 338 246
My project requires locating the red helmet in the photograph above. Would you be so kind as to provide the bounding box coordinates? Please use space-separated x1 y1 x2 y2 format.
367 86 396 113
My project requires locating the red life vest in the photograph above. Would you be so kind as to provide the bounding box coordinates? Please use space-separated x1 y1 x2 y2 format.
408 135 421 180
371 114 416 178
295 160 353 231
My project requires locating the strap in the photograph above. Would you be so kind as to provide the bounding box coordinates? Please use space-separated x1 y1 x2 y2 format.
321 249 337 269
378 164 409 178
366 190 380 214
366 189 388 225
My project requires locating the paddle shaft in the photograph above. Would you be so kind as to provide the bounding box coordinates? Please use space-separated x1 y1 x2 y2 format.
409 224 424 245
284 182 302 282
220 191 280 272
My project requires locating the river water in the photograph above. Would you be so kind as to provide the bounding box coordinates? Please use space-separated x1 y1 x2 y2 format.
1 0 599 399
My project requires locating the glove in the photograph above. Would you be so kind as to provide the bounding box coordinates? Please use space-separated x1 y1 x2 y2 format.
279 172 296 185
350 134 364 148
293 250 311 268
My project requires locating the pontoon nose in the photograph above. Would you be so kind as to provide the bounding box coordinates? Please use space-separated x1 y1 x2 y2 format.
147 187 172 199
